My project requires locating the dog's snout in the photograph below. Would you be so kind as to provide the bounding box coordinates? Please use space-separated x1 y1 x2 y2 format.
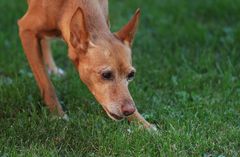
121 100 136 116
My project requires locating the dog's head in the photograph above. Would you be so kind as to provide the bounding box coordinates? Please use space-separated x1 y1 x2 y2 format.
68 8 140 120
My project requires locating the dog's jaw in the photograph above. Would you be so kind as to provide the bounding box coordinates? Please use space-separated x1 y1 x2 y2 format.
103 107 124 121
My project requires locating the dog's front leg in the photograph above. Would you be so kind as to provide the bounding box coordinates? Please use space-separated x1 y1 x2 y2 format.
128 110 157 131
18 28 64 116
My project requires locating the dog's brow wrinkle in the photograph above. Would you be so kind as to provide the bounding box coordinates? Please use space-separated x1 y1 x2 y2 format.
95 66 111 73
102 66 111 72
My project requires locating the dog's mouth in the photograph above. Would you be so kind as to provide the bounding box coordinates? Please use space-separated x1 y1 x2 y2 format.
108 112 123 120
103 107 124 121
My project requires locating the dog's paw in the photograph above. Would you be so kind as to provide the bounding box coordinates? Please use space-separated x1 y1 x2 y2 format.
58 114 69 121
48 67 65 77
147 124 158 132
148 124 158 131
62 114 69 121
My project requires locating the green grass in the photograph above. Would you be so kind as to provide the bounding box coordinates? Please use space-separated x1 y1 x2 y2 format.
0 0 240 156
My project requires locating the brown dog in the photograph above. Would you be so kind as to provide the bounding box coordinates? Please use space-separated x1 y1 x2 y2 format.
18 0 155 130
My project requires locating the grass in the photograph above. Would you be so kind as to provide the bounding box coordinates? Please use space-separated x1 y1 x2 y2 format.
0 0 240 156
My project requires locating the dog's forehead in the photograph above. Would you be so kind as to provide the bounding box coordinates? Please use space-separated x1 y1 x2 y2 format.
88 40 132 67
105 42 132 70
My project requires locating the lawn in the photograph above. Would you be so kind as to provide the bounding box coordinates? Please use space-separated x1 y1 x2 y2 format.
0 0 240 156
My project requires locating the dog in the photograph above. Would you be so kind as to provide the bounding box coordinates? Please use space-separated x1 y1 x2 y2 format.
18 0 156 130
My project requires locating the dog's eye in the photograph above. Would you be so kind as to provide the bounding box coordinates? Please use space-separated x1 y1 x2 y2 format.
102 71 113 80
127 71 135 81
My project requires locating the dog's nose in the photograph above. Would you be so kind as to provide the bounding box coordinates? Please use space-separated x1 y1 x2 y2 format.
122 105 135 116
121 104 136 116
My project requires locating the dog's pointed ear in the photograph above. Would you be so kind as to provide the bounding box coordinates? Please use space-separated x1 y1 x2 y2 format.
115 9 140 47
70 7 89 51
